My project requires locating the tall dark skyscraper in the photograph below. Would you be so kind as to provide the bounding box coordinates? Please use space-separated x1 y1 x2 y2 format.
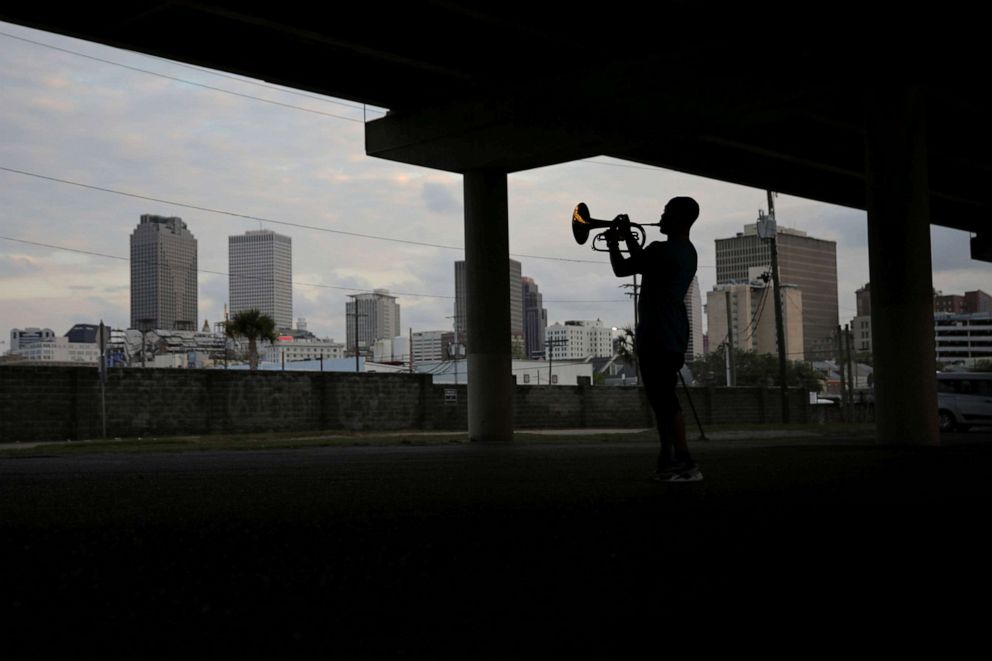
130 214 197 331
522 276 548 359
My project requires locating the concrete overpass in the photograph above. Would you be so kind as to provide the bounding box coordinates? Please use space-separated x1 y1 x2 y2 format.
4 2 989 444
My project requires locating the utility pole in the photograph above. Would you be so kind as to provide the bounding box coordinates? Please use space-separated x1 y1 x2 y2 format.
621 274 641 383
446 315 464 385
137 318 156 368
98 320 107 440
758 191 790 422
546 337 569 385
724 290 735 386
836 325 847 421
846 323 856 417
348 296 368 374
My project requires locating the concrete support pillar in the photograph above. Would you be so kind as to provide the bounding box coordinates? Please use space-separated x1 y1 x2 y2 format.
464 170 513 441
864 86 939 445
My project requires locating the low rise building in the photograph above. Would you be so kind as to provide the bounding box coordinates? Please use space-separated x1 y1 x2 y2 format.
411 330 456 365
545 320 613 361
418 358 593 386
11 335 100 364
372 336 410 364
9 327 56 353
263 336 346 364
935 312 992 367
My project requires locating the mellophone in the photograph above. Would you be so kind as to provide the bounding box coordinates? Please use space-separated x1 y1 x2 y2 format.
571 202 661 252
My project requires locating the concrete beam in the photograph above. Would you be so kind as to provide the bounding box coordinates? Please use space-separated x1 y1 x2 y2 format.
365 99 606 174
865 86 939 445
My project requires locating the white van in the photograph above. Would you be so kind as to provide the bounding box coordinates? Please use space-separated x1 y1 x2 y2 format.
937 372 992 432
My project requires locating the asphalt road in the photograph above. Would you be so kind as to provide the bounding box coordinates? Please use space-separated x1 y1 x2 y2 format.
2 430 990 655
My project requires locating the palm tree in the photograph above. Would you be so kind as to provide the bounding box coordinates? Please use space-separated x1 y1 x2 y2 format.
615 324 641 384
225 309 277 371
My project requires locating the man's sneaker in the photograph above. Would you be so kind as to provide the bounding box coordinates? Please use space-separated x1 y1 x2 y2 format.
653 465 679 481
660 463 703 482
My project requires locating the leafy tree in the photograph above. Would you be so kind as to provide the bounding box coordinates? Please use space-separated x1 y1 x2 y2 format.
972 359 992 372
225 309 277 371
694 346 823 391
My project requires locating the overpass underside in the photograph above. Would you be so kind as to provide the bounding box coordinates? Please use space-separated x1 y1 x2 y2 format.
4 4 989 445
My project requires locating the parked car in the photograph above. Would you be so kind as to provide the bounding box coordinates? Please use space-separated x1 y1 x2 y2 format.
937 372 992 432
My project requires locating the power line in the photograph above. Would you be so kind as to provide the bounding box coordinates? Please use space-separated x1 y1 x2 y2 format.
0 165 611 265
0 30 368 123
139 52 385 116
741 285 771 344
0 31 680 177
0 234 450 299
577 159 662 172
0 234 629 304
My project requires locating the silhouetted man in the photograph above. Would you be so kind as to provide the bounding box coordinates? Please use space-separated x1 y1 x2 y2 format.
607 197 701 482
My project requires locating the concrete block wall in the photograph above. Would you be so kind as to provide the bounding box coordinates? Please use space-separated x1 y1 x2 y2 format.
0 366 809 443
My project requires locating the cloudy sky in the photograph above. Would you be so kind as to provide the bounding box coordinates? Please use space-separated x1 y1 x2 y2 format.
2 21 989 352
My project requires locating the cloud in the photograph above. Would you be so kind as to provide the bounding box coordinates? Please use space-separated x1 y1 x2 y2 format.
421 182 461 215
0 254 41 277
931 226 979 273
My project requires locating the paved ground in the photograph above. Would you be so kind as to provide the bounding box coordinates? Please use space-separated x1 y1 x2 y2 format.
2 428 990 654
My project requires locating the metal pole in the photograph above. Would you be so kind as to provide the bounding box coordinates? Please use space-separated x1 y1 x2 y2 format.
725 290 735 386
99 320 107 440
632 274 642 385
350 297 366 373
846 323 856 418
679 371 708 440
836 325 847 421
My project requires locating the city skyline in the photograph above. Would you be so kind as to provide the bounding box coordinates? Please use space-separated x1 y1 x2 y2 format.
2 21 990 351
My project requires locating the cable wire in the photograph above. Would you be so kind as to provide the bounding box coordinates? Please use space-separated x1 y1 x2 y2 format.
0 234 629 304
0 165 612 265
0 30 367 123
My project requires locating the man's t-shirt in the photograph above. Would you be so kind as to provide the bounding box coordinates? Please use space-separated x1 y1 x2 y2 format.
633 238 698 355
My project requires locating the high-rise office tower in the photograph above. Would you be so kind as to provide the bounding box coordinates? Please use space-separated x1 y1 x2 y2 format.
715 223 837 361
130 214 197 331
229 230 293 330
346 289 400 355
522 276 548 359
684 275 704 363
454 259 524 350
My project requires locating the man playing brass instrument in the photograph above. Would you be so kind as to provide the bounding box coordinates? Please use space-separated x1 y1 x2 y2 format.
606 197 702 482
